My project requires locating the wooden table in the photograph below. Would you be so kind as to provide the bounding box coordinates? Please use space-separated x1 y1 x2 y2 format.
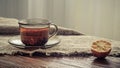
0 55 120 68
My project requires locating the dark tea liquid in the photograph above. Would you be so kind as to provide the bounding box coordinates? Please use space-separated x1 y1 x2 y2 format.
20 27 49 46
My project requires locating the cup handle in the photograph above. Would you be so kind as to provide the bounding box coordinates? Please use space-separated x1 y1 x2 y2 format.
49 23 58 39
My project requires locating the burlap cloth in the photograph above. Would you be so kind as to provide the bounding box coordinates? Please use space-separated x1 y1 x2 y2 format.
0 17 120 57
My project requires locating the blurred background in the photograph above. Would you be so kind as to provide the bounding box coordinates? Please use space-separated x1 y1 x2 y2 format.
0 0 120 41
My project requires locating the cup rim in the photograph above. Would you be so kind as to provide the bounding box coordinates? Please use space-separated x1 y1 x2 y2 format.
18 18 51 25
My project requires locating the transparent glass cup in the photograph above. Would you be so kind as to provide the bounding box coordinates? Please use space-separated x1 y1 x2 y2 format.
18 18 58 46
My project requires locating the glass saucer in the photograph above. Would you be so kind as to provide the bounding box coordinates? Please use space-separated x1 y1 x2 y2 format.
8 36 60 49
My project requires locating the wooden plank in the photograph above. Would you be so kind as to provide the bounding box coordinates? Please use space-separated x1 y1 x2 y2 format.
0 55 119 68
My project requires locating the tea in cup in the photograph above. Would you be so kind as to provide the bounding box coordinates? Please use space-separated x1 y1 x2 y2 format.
19 18 58 46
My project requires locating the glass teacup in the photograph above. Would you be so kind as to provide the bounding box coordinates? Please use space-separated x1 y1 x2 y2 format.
18 18 58 46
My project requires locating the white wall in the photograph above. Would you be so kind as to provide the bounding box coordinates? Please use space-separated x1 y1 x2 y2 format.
0 0 120 41
0 0 28 19
64 0 120 41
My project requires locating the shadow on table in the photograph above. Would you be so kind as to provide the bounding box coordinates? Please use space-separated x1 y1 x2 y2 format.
91 58 111 68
